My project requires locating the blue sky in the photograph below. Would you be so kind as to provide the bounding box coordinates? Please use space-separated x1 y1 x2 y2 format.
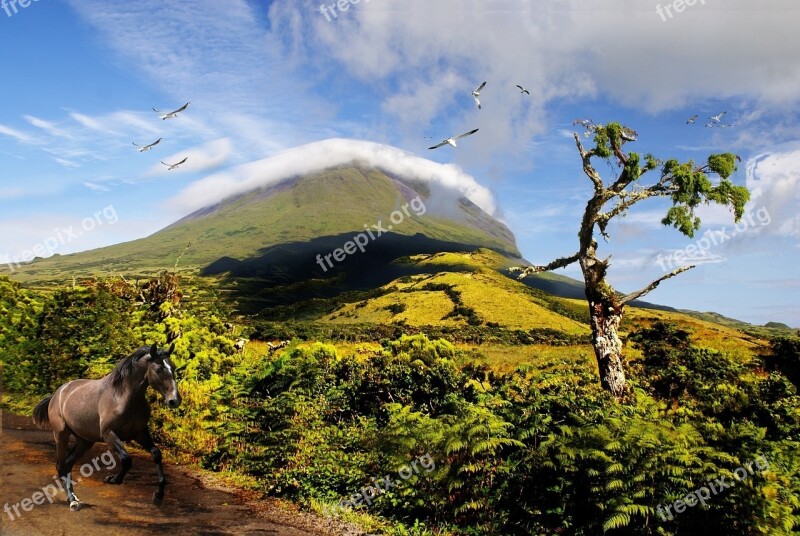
0 0 798 326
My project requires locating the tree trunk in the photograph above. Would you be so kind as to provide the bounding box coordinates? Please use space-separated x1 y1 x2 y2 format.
587 299 626 398
581 256 627 399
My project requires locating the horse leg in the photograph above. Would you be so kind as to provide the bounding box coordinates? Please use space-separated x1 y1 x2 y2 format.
135 429 166 505
64 437 94 473
54 430 83 511
102 430 132 485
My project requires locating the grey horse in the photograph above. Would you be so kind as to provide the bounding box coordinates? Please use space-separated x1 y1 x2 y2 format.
33 343 181 511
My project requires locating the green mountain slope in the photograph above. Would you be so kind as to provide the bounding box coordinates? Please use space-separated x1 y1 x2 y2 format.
5 163 782 337
7 166 519 282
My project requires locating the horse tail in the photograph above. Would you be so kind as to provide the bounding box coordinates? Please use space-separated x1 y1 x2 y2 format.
32 395 53 428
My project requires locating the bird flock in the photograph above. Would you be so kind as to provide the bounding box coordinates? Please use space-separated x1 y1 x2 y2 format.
428 81 735 154
131 102 191 170
427 81 530 151
687 110 732 128
137 96 730 168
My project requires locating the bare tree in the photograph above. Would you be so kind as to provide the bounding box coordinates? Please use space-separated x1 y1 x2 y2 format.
512 122 749 398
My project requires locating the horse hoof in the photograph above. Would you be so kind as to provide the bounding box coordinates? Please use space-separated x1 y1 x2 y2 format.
69 500 82 511
152 492 163 506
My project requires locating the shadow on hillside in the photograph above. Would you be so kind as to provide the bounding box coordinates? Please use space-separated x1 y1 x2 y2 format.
201 232 516 314
201 231 670 316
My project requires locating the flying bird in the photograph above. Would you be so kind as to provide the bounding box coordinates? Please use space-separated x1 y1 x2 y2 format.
515 85 530 95
686 115 698 124
704 123 714 128
471 81 486 109
428 128 479 150
153 102 190 120
132 138 162 152
161 157 188 170
709 111 727 123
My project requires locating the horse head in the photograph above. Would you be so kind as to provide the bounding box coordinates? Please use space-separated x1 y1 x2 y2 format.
140 343 182 409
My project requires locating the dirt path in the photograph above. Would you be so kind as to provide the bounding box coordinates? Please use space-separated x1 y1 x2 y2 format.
0 411 350 536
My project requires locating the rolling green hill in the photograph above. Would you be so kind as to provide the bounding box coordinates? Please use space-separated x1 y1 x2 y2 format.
7 164 600 316
7 166 518 283
4 164 784 338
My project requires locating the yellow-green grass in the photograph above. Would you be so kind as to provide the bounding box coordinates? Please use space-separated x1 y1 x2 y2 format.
328 290 458 325
452 270 588 333
322 269 590 333
459 343 597 373
621 304 767 361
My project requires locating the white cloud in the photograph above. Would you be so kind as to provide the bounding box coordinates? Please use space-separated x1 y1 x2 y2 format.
66 0 331 155
24 115 73 139
54 157 80 169
746 144 800 239
267 0 800 163
147 137 233 176
69 112 107 132
0 123 34 144
168 138 496 216
83 181 111 192
0 211 159 264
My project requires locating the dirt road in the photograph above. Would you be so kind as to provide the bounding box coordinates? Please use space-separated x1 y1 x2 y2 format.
0 411 349 536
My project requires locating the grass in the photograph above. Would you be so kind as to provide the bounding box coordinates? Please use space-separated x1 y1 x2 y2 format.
457 342 597 373
320 263 591 334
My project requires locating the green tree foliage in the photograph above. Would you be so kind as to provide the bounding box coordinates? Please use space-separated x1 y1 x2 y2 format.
27 282 135 392
3 275 799 535
764 337 800 388
0 276 40 392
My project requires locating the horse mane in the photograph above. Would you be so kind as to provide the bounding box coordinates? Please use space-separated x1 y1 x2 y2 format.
110 346 150 387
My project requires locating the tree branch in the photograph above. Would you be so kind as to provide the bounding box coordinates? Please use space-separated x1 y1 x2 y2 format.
598 185 672 230
611 141 627 167
509 252 582 279
574 133 603 192
610 163 657 194
620 265 695 305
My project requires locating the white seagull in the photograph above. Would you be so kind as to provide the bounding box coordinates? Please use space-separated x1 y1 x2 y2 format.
686 115 698 124
161 157 188 170
709 111 727 123
153 102 190 120
428 128 479 150
515 84 530 95
132 137 162 152
471 81 486 109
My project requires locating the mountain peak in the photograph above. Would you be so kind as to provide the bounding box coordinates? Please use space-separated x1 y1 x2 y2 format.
9 164 519 291
168 139 498 217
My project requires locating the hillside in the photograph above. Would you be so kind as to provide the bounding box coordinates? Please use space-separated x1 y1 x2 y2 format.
8 164 609 316
4 163 779 336
1 164 794 536
296 249 769 358
6 166 518 283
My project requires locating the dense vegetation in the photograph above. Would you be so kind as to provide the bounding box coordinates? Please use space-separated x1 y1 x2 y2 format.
2 273 799 535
